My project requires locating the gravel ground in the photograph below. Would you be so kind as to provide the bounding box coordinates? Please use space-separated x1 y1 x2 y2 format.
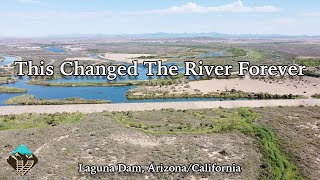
0 99 319 115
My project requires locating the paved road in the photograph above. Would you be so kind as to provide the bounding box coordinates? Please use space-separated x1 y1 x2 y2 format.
0 99 319 115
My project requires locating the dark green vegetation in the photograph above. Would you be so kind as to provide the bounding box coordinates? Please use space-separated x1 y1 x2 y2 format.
0 86 27 93
166 48 294 73
296 58 320 67
5 94 111 105
304 70 320 77
27 76 186 87
295 58 320 77
254 106 320 180
27 79 141 87
0 112 84 131
137 55 158 59
311 93 320 99
227 48 247 57
112 108 303 180
127 90 302 100
156 47 223 60
0 77 17 85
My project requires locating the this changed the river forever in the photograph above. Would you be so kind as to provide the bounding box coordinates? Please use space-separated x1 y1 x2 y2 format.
14 60 306 80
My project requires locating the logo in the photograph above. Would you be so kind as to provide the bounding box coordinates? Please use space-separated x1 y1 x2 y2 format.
7 144 38 176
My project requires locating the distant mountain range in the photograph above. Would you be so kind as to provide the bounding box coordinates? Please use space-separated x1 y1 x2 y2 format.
120 32 320 39
46 32 320 39
1 32 320 39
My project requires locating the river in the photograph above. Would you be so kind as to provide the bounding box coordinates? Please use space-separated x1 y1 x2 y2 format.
0 56 17 66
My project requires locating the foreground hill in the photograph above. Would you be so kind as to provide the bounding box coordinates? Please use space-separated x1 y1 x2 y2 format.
0 106 318 179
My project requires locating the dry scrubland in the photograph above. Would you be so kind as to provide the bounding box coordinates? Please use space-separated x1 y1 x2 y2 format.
128 75 319 100
0 110 258 180
0 107 319 179
189 76 319 98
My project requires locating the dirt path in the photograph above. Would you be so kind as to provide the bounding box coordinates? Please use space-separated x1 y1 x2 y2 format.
0 99 319 115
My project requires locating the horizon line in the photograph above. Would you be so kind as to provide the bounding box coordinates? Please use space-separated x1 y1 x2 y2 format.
0 32 320 39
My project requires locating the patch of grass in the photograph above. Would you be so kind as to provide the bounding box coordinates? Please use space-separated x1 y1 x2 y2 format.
5 94 111 105
0 112 84 131
252 125 302 180
254 106 319 180
0 86 27 93
296 58 320 67
294 58 320 77
250 51 263 60
115 108 259 135
227 48 247 57
113 108 303 179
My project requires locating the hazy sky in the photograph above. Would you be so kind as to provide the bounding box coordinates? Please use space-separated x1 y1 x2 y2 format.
0 0 319 37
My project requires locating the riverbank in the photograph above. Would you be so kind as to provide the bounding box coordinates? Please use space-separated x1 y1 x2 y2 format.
127 75 310 100
0 55 22 66
5 94 111 105
0 99 319 115
126 90 302 100
0 77 17 85
0 86 27 93
28 80 140 87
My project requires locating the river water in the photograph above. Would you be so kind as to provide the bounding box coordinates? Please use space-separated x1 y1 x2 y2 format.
0 56 17 66
46 47 65 53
